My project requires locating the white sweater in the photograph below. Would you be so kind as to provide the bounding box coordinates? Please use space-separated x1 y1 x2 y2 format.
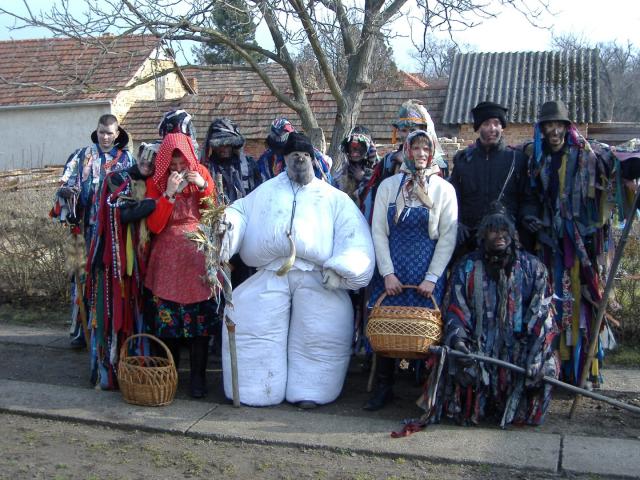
371 171 458 281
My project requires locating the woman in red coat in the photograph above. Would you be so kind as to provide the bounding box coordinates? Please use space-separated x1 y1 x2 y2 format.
144 132 217 398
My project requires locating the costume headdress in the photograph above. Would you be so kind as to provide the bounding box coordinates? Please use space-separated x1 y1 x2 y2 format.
205 118 245 150
266 118 296 152
339 125 378 168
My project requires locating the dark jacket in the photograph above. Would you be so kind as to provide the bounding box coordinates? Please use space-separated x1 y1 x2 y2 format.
450 139 532 231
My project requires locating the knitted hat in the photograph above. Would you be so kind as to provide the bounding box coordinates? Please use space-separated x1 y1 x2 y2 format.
471 101 508 131
538 100 571 125
205 118 245 148
282 132 314 157
266 117 296 152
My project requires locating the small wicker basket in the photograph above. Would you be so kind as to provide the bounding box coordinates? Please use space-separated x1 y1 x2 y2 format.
366 285 443 359
117 333 178 407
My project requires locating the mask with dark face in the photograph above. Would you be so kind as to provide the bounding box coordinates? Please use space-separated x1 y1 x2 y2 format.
285 151 314 185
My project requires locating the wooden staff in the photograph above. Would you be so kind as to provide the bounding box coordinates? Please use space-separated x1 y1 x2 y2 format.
225 315 240 407
430 346 640 415
569 185 640 418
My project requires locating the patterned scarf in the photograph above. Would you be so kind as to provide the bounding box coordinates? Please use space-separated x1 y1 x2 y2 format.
151 133 200 194
394 130 438 223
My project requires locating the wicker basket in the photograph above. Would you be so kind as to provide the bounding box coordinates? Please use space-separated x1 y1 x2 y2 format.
366 285 443 359
117 333 178 407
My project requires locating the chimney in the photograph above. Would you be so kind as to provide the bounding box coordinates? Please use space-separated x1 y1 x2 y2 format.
188 77 198 95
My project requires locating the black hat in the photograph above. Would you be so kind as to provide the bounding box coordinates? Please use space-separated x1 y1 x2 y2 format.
471 101 508 131
538 100 571 125
205 118 245 148
282 132 314 157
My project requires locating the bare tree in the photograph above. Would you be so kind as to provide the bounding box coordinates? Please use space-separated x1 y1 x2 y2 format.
1 0 551 161
411 34 472 80
551 33 640 122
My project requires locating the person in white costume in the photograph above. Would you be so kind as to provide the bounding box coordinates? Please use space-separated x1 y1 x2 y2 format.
221 132 375 408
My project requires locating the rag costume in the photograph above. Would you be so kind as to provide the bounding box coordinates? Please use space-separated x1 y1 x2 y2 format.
425 247 559 427
366 130 457 408
221 171 375 406
525 101 621 386
144 133 216 395
256 118 335 185
51 126 134 347
86 144 158 389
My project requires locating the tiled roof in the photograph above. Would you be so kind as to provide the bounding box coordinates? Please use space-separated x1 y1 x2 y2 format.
443 50 602 124
181 64 293 94
0 35 161 107
122 86 450 146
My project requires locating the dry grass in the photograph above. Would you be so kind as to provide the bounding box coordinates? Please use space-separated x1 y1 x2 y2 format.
0 186 68 305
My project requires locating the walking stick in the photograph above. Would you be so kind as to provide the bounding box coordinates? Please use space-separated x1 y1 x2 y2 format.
569 185 640 418
225 315 240 407
429 346 640 415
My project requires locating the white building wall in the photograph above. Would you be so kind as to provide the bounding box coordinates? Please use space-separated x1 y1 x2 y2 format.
0 103 111 171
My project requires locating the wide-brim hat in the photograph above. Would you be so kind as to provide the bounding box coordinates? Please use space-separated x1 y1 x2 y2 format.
91 126 130 150
538 100 571 124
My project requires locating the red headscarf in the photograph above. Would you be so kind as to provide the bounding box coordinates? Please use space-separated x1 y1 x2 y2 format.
151 133 200 194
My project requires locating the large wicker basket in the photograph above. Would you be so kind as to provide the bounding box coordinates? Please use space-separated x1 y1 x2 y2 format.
366 285 442 359
117 333 178 407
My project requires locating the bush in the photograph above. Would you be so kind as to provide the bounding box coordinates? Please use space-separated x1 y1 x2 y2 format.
0 187 69 305
613 227 640 345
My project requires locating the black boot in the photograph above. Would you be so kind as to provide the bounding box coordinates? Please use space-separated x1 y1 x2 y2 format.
363 356 395 411
159 338 181 371
189 337 209 398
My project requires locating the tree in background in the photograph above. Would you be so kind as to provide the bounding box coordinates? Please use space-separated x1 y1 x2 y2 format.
1 0 551 161
192 0 263 65
410 34 471 80
552 33 640 122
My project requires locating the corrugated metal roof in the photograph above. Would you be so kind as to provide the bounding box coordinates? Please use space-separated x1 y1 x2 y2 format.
442 50 602 124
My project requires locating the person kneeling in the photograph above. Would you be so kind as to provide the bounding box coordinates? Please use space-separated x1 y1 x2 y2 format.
425 207 559 427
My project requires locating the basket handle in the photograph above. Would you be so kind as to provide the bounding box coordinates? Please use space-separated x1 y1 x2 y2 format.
119 333 175 368
372 285 439 311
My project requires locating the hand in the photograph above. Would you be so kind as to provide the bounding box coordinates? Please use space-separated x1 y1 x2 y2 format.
166 171 183 197
452 339 474 368
322 268 342 290
348 163 365 182
383 273 403 296
417 280 436 298
185 170 206 188
457 222 470 245
523 215 543 233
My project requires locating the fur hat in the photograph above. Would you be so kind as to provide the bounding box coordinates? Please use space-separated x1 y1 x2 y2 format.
471 101 508 131
205 118 245 148
538 100 571 125
282 132 314 157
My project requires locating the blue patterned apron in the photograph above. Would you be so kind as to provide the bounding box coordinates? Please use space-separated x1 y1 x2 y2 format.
369 175 446 309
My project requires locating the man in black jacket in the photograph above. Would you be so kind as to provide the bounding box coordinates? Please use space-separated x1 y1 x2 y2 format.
450 101 535 256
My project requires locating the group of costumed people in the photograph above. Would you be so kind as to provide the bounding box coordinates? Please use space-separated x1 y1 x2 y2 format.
50 97 637 429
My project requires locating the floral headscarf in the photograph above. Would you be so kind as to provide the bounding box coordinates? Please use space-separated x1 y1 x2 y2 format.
151 133 200 194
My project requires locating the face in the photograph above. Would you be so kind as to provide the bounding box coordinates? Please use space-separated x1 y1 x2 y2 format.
478 118 503 147
212 145 233 160
169 153 187 173
485 228 512 253
409 137 432 170
96 122 119 151
137 157 155 177
284 150 314 185
397 126 418 144
542 121 567 152
347 143 366 164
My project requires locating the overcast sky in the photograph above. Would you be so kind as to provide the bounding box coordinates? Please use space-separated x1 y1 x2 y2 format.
1 0 638 71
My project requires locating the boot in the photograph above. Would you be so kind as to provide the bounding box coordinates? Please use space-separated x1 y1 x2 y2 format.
160 338 181 371
363 356 395 411
189 337 209 398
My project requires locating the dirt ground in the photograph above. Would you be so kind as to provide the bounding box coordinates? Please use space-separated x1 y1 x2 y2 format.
0 413 607 480
1 306 639 479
